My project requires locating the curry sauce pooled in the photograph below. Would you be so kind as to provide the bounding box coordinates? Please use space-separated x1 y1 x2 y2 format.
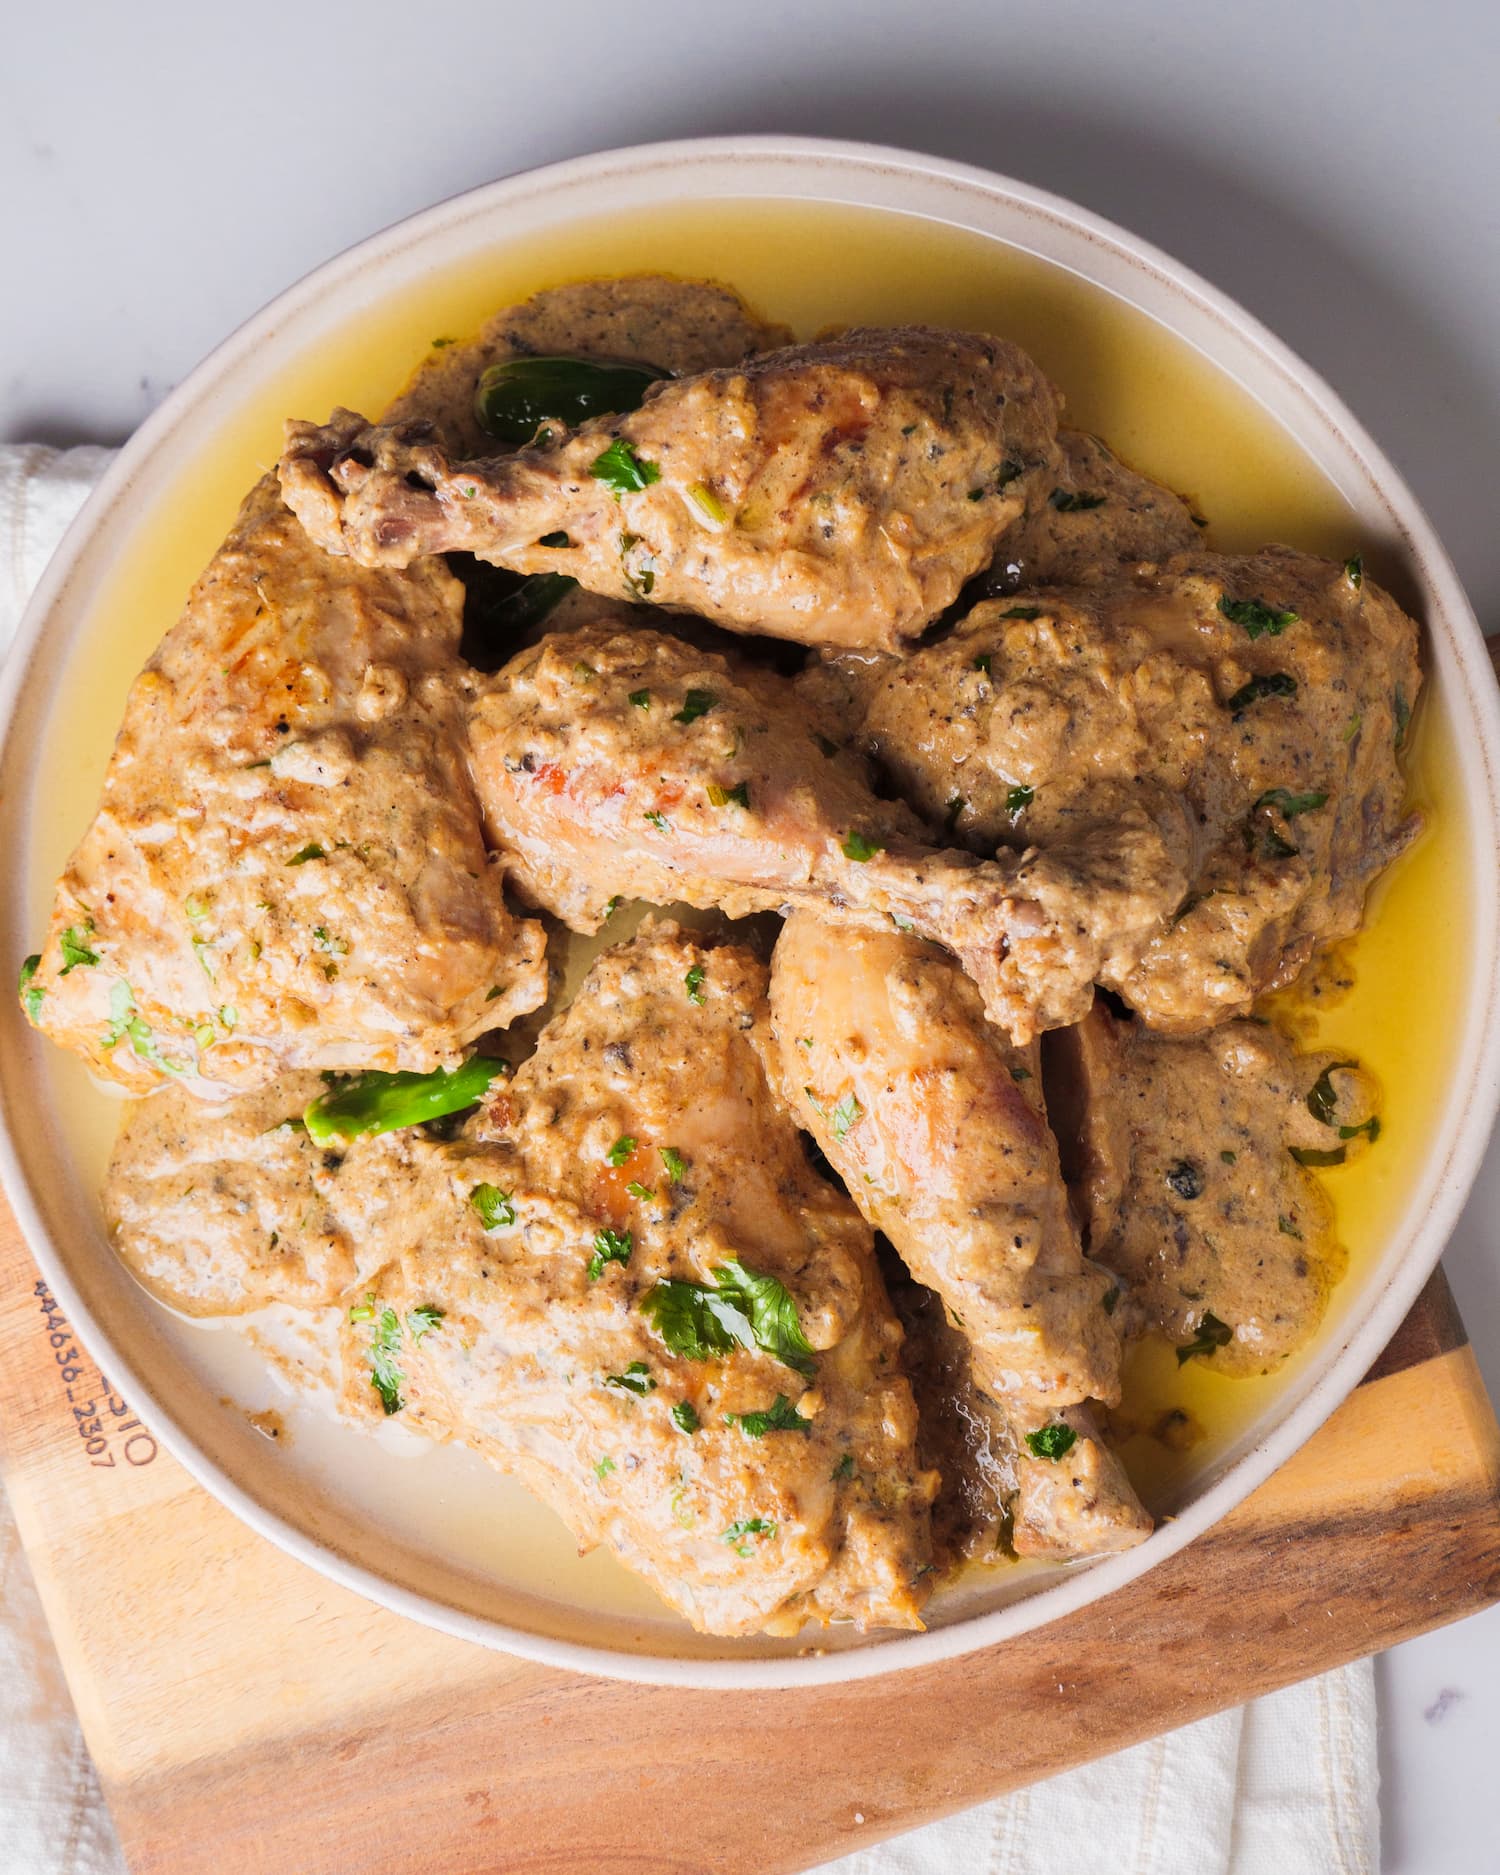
31 264 1420 1637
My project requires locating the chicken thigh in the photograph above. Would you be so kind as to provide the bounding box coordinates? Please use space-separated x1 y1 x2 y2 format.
23 478 547 1097
1047 999 1380 1375
769 915 1151 1559
815 547 1421 1033
278 326 1062 652
468 619 1132 1042
107 921 937 1636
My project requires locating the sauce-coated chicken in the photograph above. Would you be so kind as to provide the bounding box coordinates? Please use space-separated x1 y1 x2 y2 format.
1048 999 1380 1374
768 916 1150 1559
24 479 547 1096
278 326 1061 652
468 619 1124 1043
816 547 1421 1034
107 921 938 1636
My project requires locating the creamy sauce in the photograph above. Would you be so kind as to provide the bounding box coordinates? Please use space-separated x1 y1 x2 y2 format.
27 199 1469 1636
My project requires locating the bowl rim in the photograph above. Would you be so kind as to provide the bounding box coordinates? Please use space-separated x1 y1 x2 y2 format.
2 132 1497 1690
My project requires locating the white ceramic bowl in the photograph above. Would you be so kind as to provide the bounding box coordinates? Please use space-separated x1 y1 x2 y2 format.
3 137 1497 1689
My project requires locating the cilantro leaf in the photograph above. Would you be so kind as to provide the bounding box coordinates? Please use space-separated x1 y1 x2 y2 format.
640 1279 739 1360
369 1307 406 1415
1306 1060 1358 1127
589 438 661 496
1024 1423 1078 1460
1290 1144 1347 1167
1344 554 1364 589
840 830 883 862
1224 671 1297 714
707 781 750 809
684 963 706 1005
287 843 326 865
721 1517 776 1557
1256 788 1329 818
407 1305 444 1341
1339 1115 1381 1144
1219 595 1299 638
711 1258 816 1376
18 954 43 1022
1005 784 1034 816
674 689 718 725
831 1452 856 1482
1175 1311 1234 1365
1049 488 1106 512
604 1361 656 1397
660 1146 687 1184
671 1401 700 1434
725 1393 812 1437
606 1135 637 1167
587 1228 633 1282
470 1183 516 1230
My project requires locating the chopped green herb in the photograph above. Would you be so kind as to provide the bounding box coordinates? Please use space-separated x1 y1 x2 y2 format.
407 1305 444 1342
1024 1423 1078 1460
1165 1159 1204 1200
587 1228 633 1282
890 912 916 933
1256 824 1300 862
721 1517 776 1557
687 482 729 526
671 1401 700 1434
840 830 884 863
431 336 455 349
348 1298 376 1324
1343 713 1363 743
673 689 718 725
1220 1149 1238 1165
1339 1115 1381 1144
1256 788 1329 818
1005 784 1034 816
973 653 993 677
1306 1060 1358 1127
589 438 660 496
725 1394 812 1437
573 660 598 683
626 1181 656 1201
707 781 750 809
287 843 326 866
660 1146 687 1185
58 924 100 975
644 809 672 833
629 688 652 710
831 1093 863 1140
1219 595 1299 638
368 1307 406 1414
1001 605 1041 620
642 1260 815 1376
1175 1312 1234 1365
1278 1214 1303 1240
1225 671 1297 714
470 1183 516 1230
606 1135 638 1167
1049 488 1106 512
944 795 964 834
684 963 706 1005
602 896 622 919
18 954 43 1022
604 1361 656 1398
1344 554 1364 589
1290 1145 1347 1167
832 1452 856 1482
594 1456 616 1480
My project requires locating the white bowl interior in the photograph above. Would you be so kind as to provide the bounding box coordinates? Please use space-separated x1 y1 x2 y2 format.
2 139 1497 1687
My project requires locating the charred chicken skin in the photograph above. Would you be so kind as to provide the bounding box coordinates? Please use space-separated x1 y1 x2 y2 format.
277 326 1062 652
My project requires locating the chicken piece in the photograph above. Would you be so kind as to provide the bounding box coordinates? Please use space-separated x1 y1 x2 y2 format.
769 915 1150 1559
106 922 938 1637
468 619 1133 1042
278 326 1061 652
383 274 790 456
817 547 1421 1034
987 429 1201 591
1046 1000 1380 1375
24 478 547 1096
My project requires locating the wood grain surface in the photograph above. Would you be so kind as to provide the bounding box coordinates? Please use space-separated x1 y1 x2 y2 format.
2 1200 1498 1875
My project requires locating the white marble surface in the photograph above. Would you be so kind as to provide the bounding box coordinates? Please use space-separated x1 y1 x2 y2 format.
2 2 1497 1866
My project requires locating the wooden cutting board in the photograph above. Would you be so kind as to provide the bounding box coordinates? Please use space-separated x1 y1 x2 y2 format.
2 1207 1498 1875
